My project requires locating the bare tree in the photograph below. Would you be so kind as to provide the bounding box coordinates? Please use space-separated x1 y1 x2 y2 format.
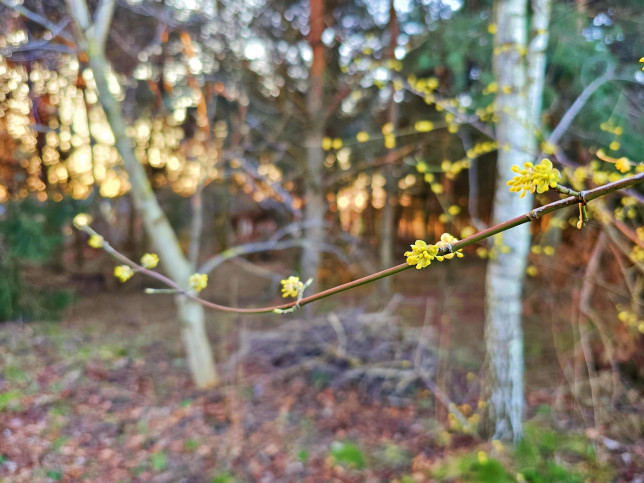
64 0 218 388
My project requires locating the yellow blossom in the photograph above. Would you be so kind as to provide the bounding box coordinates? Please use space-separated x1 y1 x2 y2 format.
609 140 620 151
404 240 438 269
189 273 208 292
615 157 630 173
356 131 369 143
381 122 394 135
384 134 396 149
507 158 561 198
73 213 93 229
280 276 304 298
114 265 134 283
321 137 333 151
88 235 104 248
488 23 497 34
332 138 343 150
140 253 159 269
414 120 434 132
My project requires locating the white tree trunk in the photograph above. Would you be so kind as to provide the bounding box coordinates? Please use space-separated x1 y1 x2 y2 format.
66 0 219 388
177 296 218 388
484 0 550 442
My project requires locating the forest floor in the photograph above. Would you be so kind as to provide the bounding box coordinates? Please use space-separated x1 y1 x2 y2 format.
1 260 643 482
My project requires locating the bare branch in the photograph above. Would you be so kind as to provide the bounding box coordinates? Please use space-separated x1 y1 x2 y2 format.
198 237 349 276
0 0 75 43
93 0 116 47
65 0 91 32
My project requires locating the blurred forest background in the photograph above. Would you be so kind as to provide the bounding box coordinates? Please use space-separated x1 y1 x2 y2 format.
0 0 643 481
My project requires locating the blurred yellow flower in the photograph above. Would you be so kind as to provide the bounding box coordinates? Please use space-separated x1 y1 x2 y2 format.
189 273 208 292
88 235 104 248
615 157 630 173
414 120 434 132
114 265 134 283
140 253 159 269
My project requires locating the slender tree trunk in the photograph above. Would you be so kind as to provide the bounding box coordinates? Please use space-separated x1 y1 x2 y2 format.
379 0 399 294
177 296 218 388
484 0 550 442
301 0 326 290
67 0 218 388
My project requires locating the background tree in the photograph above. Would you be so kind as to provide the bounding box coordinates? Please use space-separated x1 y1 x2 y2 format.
64 0 218 388
483 0 551 442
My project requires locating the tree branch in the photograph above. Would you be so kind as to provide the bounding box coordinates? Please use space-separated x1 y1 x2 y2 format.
81 171 644 314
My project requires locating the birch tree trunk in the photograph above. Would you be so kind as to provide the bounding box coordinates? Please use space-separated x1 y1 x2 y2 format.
483 0 550 442
301 0 327 290
67 0 218 388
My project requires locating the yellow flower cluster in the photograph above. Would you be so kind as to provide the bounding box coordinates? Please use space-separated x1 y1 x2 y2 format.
617 308 644 333
507 158 561 198
405 240 439 269
447 403 480 434
434 233 464 261
114 265 134 282
140 253 159 269
88 235 104 248
615 157 630 173
322 137 343 151
280 276 304 298
189 273 208 292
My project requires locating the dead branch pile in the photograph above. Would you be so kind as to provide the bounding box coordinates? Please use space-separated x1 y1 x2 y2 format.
227 296 439 402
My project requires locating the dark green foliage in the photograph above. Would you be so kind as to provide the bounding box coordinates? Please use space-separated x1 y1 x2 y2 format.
0 198 75 321
514 423 601 482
